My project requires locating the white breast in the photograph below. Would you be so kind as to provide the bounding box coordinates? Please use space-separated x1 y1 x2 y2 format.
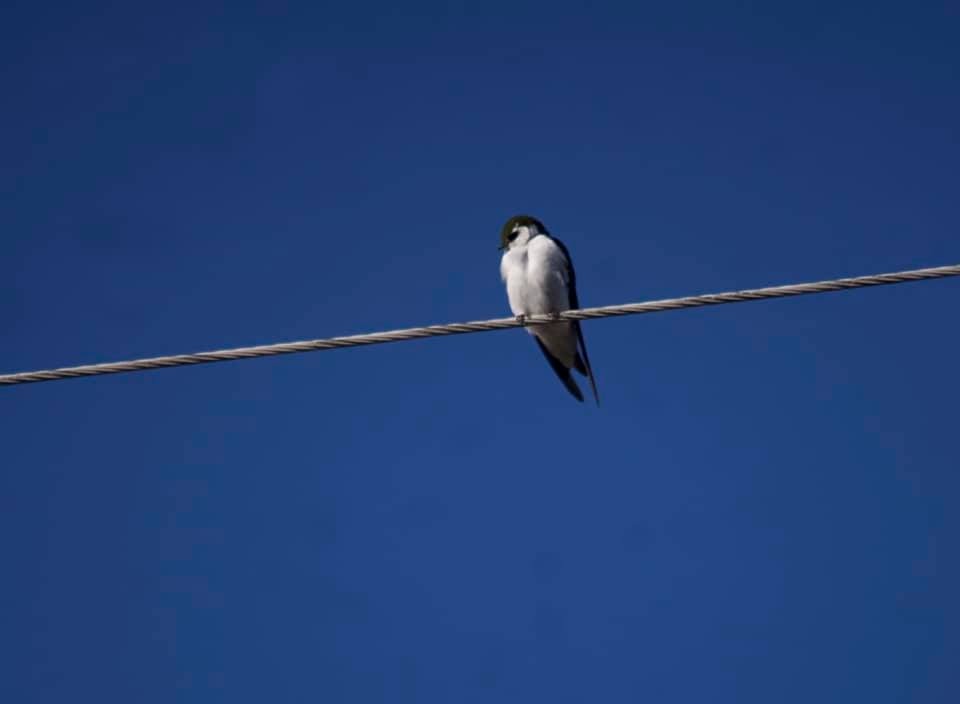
500 235 571 316
501 235 578 366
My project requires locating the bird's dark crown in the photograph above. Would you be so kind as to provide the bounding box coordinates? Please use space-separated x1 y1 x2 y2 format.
499 214 548 250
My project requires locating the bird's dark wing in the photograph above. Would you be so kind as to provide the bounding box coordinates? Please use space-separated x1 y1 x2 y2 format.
534 336 584 402
550 236 600 406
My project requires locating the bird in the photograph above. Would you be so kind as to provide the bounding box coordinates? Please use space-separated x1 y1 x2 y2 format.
499 214 600 404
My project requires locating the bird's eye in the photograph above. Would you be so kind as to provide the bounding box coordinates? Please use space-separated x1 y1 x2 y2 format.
507 231 519 242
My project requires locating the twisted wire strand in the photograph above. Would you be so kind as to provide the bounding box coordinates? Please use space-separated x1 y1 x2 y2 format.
2 263 958 387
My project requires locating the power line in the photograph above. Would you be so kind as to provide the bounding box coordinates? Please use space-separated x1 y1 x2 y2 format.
2 263 958 387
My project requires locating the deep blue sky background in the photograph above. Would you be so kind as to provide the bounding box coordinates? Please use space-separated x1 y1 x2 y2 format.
2 2 959 702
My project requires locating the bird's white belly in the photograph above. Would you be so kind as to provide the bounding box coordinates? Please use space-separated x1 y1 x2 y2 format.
501 239 577 366
506 265 567 315
502 242 570 316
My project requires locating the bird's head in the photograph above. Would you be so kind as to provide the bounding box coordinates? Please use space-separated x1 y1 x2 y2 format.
499 214 548 251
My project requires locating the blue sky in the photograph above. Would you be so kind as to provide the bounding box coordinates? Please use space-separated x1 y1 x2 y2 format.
2 2 958 702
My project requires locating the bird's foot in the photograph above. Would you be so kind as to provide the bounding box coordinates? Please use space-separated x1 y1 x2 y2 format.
515 314 527 326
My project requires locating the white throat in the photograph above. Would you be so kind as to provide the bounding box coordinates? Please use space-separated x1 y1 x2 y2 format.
509 224 539 250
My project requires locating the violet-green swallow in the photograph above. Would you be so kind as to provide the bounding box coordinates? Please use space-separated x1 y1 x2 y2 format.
499 214 600 405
